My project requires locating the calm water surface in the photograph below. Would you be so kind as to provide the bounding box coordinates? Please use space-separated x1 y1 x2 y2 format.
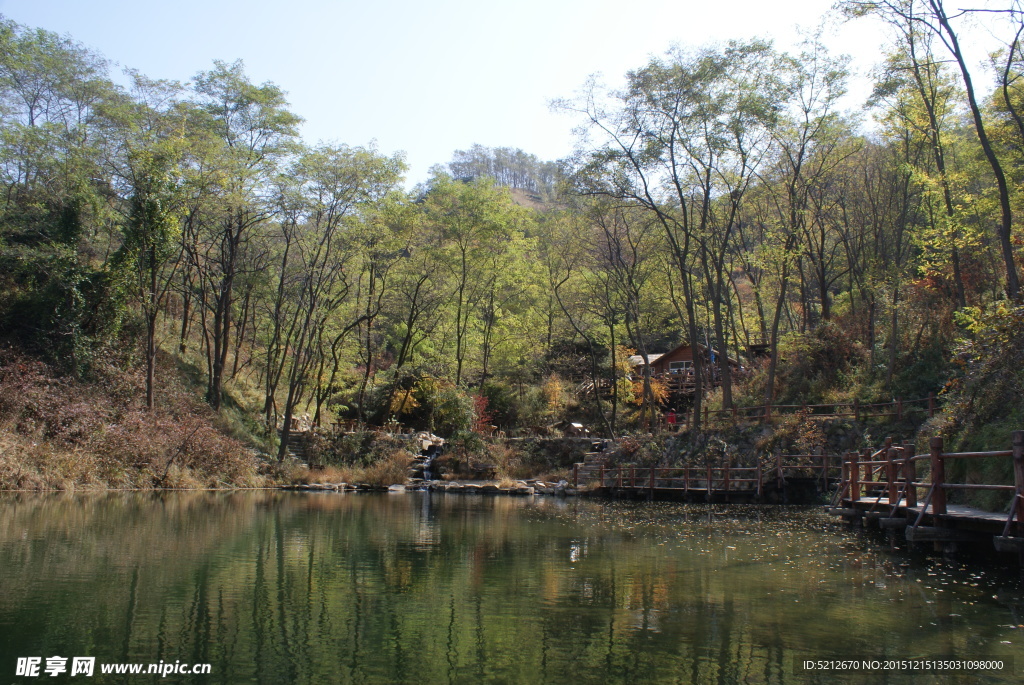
1 492 1023 684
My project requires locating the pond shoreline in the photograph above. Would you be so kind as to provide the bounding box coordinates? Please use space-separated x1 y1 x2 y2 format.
279 479 584 496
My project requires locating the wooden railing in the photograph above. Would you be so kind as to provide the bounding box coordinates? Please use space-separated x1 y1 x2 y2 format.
667 394 937 429
837 431 1024 535
574 453 841 494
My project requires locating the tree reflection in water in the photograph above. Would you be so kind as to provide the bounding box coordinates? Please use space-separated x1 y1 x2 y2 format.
0 492 1022 684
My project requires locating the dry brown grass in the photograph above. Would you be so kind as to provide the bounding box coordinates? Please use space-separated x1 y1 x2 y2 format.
0 347 265 490
490 443 530 480
360 449 413 487
535 468 571 483
288 465 359 485
282 452 413 488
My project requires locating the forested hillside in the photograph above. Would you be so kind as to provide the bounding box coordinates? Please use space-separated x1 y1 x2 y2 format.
1 1 1023 488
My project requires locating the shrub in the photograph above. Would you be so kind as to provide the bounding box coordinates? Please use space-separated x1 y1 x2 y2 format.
740 324 868 407
398 376 475 437
490 443 526 480
610 434 666 466
360 449 412 487
316 431 412 469
0 347 263 490
932 303 1024 509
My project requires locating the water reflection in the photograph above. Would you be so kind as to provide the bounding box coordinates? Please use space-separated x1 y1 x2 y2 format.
0 492 1022 684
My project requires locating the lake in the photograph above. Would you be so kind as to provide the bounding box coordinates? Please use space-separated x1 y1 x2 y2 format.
1 491 1022 683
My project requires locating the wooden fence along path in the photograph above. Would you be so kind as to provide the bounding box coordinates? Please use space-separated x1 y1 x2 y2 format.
683 394 937 428
573 452 839 501
828 432 1024 560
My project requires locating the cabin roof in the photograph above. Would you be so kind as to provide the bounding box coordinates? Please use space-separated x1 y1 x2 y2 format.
628 353 664 366
629 342 740 367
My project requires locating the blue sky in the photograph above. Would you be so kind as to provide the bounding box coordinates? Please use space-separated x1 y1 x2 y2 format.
0 0 950 184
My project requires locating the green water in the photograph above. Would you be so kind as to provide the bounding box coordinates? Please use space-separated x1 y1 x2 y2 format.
1 492 1022 684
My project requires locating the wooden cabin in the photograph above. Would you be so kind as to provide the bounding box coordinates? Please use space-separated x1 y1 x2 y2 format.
628 343 740 398
629 343 740 374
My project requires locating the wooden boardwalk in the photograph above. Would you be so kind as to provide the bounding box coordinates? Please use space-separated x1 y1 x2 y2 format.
827 432 1024 560
576 430 1024 562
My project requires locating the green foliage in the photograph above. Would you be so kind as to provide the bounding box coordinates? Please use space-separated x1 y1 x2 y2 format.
313 430 411 469
942 302 1024 440
888 340 950 399
742 324 868 406
117 150 182 275
447 144 564 200
925 303 1024 508
402 376 475 437
2 8 1023 473
0 17 129 376
0 243 128 375
608 434 667 467
752 411 828 456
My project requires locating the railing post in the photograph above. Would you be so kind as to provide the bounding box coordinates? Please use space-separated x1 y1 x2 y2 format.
861 448 872 492
776 452 783 487
903 447 917 508
764 403 771 422
929 436 947 516
706 463 713 498
850 451 860 502
724 459 731 492
886 447 898 504
756 459 763 497
884 436 892 486
599 463 605 489
896 397 903 420
928 392 935 417
838 453 846 500
649 466 656 495
854 398 860 422
573 463 578 488
631 466 636 489
1013 430 1024 535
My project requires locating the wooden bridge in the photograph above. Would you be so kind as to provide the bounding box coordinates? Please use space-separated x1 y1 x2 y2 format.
573 451 840 502
828 432 1024 561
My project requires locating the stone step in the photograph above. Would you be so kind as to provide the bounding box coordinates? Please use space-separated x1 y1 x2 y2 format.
574 465 606 481
278 429 308 456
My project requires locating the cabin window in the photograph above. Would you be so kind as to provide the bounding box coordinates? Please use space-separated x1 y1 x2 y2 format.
668 361 692 373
